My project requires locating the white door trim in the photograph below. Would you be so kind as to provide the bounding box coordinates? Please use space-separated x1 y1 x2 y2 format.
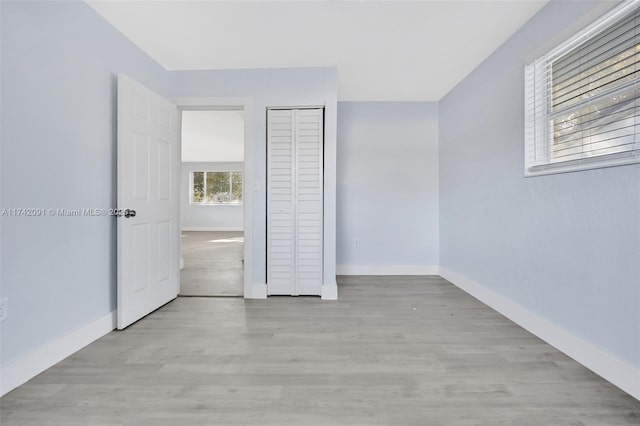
170 97 265 299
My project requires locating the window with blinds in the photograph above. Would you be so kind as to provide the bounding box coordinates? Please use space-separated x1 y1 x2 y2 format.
524 0 640 176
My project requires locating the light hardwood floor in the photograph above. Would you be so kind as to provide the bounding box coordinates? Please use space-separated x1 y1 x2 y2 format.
180 231 243 297
2 276 639 425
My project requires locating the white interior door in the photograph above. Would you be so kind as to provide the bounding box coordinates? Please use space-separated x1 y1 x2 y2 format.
117 74 179 329
267 108 323 296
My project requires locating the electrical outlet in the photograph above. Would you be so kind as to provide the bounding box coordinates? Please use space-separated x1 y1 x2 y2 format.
0 298 7 321
354 239 360 247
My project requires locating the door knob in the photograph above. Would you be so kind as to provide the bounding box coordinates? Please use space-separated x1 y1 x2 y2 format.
124 209 136 218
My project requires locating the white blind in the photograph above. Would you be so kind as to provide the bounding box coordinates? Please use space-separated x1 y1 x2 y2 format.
524 0 640 175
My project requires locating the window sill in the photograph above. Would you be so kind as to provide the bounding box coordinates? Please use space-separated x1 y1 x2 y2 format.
525 150 640 177
190 203 244 207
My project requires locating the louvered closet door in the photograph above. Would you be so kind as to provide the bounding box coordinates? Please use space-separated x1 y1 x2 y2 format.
267 108 323 296
294 109 323 295
267 110 296 295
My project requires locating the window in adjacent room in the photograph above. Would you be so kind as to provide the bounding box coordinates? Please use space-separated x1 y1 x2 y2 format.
191 171 243 204
524 0 640 176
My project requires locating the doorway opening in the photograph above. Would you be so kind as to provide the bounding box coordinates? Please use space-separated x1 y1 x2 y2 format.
179 109 245 297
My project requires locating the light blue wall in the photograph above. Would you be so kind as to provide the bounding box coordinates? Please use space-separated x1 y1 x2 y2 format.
168 68 338 287
439 0 640 368
337 102 439 270
0 1 168 366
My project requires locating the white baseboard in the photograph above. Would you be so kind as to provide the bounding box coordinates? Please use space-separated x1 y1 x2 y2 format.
0 310 116 397
244 283 267 299
336 264 439 276
439 266 640 401
321 282 338 300
181 227 243 232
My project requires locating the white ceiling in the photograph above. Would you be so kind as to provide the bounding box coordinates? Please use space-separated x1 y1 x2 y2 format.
88 0 548 101
181 110 244 162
